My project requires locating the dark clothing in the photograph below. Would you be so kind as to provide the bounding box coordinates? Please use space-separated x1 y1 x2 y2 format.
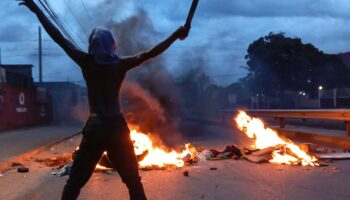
29 2 179 200
62 115 147 200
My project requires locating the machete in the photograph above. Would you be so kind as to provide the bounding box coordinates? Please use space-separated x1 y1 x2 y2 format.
184 0 199 29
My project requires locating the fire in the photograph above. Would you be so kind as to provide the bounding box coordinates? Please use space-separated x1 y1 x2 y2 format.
235 111 318 166
130 129 195 168
96 152 112 171
94 129 195 170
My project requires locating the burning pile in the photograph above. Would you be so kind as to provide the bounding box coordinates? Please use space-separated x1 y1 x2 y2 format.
235 111 318 167
129 129 196 169
50 111 322 177
93 128 196 170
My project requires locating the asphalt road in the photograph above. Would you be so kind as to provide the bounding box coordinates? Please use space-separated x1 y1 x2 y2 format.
0 124 82 165
1 122 350 200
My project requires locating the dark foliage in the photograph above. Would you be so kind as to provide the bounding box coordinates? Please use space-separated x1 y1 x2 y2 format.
245 33 350 98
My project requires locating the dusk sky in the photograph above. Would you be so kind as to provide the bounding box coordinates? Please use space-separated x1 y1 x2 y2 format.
1 0 350 85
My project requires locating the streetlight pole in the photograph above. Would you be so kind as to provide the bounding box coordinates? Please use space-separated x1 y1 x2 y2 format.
333 88 337 108
318 86 323 109
38 26 43 83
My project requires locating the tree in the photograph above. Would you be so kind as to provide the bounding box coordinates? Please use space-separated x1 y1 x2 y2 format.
245 33 350 101
177 67 212 109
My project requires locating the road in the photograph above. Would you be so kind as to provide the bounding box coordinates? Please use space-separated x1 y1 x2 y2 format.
0 124 82 165
1 122 350 200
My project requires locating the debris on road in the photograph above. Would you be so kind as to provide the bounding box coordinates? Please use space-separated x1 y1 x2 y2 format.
210 167 218 170
11 162 23 167
249 145 285 157
183 170 189 177
242 145 285 163
243 153 271 163
197 145 242 160
197 150 213 160
17 167 29 173
210 145 242 159
51 163 72 177
35 155 71 167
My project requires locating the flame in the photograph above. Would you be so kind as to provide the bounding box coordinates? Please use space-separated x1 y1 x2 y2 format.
130 129 195 168
92 129 195 170
96 152 112 171
235 111 318 166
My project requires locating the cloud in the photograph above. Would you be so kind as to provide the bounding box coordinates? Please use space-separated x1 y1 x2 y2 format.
1 0 350 85
209 1 350 18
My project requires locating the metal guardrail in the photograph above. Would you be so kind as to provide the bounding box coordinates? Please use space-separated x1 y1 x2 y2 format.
222 109 350 137
245 109 350 121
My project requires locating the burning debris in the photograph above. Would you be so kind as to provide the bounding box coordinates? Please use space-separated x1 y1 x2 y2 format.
94 128 197 170
53 127 198 174
197 145 242 160
129 129 196 169
235 111 319 166
235 111 350 166
44 111 350 178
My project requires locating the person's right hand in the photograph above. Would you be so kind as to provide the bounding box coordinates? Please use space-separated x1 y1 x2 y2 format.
17 0 36 11
175 26 190 41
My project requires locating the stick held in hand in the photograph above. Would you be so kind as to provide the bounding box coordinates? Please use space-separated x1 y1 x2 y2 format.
184 0 199 29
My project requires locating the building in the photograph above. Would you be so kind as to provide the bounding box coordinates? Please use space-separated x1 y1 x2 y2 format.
0 64 52 131
36 82 89 124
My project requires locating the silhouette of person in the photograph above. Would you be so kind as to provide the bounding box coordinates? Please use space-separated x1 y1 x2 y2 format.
19 0 190 199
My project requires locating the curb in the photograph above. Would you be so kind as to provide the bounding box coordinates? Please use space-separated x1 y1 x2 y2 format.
0 131 81 173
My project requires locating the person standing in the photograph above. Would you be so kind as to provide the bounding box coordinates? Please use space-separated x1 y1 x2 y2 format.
18 0 190 199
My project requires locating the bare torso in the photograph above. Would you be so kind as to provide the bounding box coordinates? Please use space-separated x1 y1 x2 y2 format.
80 55 127 116
25 0 186 117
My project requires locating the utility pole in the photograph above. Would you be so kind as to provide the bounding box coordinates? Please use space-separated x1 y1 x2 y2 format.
0 47 2 65
38 26 43 82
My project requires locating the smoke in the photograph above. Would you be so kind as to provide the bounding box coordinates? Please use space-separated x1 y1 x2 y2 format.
71 103 90 123
103 9 185 146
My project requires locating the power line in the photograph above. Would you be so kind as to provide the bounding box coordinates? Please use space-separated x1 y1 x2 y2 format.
38 0 81 49
44 0 85 45
63 0 90 39
43 0 81 46
0 41 37 44
79 0 96 27
0 55 37 57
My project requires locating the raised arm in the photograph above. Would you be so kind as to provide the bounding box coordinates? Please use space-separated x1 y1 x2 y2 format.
18 0 86 66
121 26 190 71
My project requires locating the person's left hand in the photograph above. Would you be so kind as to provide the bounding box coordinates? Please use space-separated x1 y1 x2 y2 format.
175 26 190 41
17 0 36 11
